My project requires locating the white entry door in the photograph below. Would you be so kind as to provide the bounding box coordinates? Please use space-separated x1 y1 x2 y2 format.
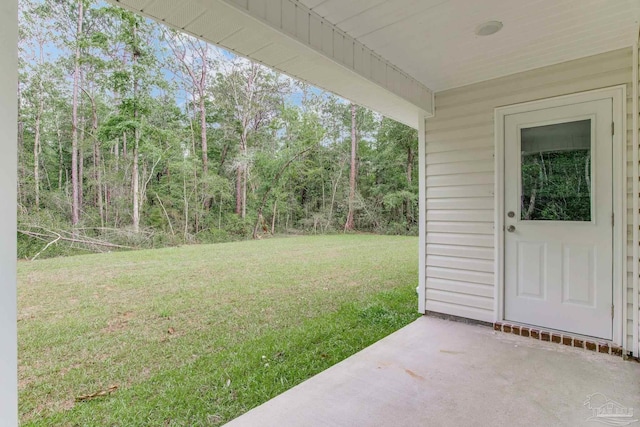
504 98 613 339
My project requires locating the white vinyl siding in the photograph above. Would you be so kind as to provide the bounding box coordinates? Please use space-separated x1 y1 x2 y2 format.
633 42 640 355
424 48 636 348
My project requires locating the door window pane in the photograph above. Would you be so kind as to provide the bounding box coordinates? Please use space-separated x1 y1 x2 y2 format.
520 119 591 221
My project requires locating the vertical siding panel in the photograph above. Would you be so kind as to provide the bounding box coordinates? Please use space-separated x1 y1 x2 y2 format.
321 23 333 57
265 0 282 29
343 37 354 68
332 31 343 64
424 48 634 334
295 7 309 44
248 0 266 20
633 41 640 355
353 42 364 75
309 14 322 50
281 0 296 36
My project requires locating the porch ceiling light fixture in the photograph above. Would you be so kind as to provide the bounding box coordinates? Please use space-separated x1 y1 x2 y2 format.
475 20 503 36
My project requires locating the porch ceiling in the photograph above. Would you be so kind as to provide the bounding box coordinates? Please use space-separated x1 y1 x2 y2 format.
302 0 640 91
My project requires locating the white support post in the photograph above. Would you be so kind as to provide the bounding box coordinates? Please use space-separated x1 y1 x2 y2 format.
418 114 427 313
632 38 639 357
0 0 18 425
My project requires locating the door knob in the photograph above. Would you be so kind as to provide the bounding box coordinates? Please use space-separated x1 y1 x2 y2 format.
507 225 516 232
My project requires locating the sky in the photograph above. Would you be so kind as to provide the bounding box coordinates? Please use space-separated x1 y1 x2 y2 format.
19 0 339 111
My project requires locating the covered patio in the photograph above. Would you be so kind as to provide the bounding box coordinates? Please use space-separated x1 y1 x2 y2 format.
225 316 640 427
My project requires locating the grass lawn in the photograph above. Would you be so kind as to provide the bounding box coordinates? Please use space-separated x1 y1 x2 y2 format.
18 234 420 426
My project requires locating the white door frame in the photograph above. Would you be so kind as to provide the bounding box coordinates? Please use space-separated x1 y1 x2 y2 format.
494 86 626 347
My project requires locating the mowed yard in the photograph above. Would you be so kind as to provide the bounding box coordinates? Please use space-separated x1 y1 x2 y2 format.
18 234 420 426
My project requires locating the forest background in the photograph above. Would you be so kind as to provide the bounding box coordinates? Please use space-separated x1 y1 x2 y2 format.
17 0 419 259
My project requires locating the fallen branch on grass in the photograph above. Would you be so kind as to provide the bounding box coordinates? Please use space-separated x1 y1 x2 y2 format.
18 226 133 260
29 231 61 261
75 385 118 402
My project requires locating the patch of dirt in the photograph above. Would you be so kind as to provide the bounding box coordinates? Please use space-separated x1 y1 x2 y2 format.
18 372 34 390
58 363 82 378
141 366 151 378
24 398 75 423
101 311 134 334
160 326 182 342
60 399 75 411
207 414 223 424
17 305 41 321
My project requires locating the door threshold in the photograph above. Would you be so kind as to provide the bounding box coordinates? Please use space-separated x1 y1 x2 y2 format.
494 321 626 358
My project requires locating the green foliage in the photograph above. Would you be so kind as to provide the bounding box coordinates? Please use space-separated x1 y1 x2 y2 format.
521 150 591 221
195 228 231 244
17 0 419 258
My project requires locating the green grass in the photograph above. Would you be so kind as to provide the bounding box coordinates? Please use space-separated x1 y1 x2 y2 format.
18 234 420 426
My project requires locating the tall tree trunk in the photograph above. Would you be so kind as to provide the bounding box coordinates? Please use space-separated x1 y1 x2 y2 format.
271 199 277 234
70 0 84 226
33 122 40 209
114 137 119 172
132 137 140 233
33 80 43 209
56 118 63 190
88 92 104 227
32 39 47 209
200 93 208 176
122 132 127 160
78 112 84 210
344 103 357 231
406 147 413 186
103 159 109 224
235 167 243 216
200 92 210 211
132 23 140 233
186 99 199 232
242 164 247 219
17 77 24 207
218 188 223 229
92 136 98 209
236 128 248 217
183 163 189 240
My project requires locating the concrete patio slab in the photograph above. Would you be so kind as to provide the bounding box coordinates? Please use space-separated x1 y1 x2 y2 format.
225 316 640 427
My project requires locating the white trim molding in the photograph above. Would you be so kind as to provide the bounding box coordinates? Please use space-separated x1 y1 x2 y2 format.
418 114 427 313
494 86 627 349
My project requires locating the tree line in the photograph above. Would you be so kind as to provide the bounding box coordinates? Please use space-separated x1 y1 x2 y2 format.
17 0 419 258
